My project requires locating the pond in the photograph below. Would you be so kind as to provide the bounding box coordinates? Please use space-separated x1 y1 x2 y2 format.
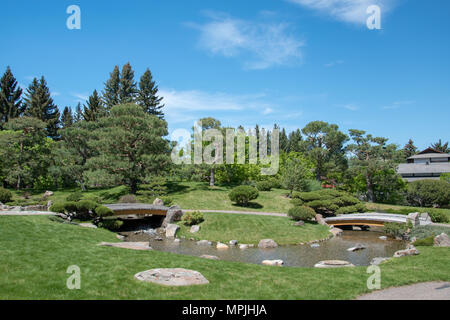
120 226 406 267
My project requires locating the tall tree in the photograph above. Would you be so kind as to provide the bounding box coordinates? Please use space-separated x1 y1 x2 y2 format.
103 65 120 109
430 139 450 153
0 66 24 128
279 128 289 153
137 68 164 118
198 117 222 186
301 121 348 181
287 129 303 153
119 62 137 104
74 102 83 123
23 76 60 139
403 139 418 159
83 90 105 122
60 107 74 129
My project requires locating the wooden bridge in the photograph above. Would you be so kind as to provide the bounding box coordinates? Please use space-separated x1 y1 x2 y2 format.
324 213 412 227
104 204 169 219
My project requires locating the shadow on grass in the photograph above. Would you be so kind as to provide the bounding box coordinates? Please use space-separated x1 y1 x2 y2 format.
232 202 263 209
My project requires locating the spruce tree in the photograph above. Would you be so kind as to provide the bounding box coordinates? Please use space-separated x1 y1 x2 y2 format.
74 102 83 122
83 90 105 122
0 66 24 128
61 106 74 129
119 62 137 104
137 68 164 118
280 128 289 153
103 65 120 109
23 76 60 139
403 139 418 159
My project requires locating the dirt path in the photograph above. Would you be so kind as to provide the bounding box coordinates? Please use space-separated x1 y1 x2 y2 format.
0 211 55 216
183 209 287 217
356 281 450 300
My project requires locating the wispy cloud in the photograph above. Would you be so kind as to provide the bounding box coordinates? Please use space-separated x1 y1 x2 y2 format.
263 107 275 115
71 92 89 103
188 13 304 70
382 100 415 110
343 103 359 111
324 60 344 67
288 0 399 25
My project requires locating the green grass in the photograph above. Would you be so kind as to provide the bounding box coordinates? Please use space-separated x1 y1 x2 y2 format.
1 215 449 300
177 212 331 245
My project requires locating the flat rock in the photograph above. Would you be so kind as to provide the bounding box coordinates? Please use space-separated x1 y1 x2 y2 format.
98 242 152 250
79 223 97 229
258 239 278 249
330 227 343 237
134 268 209 286
314 260 355 268
190 225 200 233
347 244 367 252
262 259 284 266
370 257 390 265
197 240 212 246
216 242 229 250
294 221 305 226
379 236 387 240
200 255 219 260
394 245 420 257
239 244 249 249
434 233 450 247
173 238 181 243
42 190 54 198
165 224 179 238
310 243 320 248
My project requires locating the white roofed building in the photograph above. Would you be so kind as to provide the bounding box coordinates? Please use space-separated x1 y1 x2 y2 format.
397 148 450 182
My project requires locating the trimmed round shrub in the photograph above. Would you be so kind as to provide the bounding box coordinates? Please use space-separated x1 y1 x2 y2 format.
98 219 123 231
182 211 204 226
95 205 114 217
0 187 12 203
407 180 450 207
119 194 137 203
255 181 272 191
64 201 78 213
288 206 316 221
290 198 304 207
228 185 259 206
413 236 434 247
75 200 98 216
335 203 367 215
66 192 83 202
50 202 66 213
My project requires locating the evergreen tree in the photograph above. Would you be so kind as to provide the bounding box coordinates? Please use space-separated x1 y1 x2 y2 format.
83 90 105 122
0 66 24 128
103 65 120 109
403 139 418 159
137 68 164 118
23 76 60 139
287 129 302 153
74 102 83 123
430 139 450 153
61 107 74 129
279 128 289 153
119 62 137 104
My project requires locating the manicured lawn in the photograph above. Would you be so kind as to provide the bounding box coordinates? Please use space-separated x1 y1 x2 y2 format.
1 215 449 300
177 212 331 245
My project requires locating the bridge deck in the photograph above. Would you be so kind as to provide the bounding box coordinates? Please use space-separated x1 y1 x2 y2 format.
324 212 409 226
104 203 169 216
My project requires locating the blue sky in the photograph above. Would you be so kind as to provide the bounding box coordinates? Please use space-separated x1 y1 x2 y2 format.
1 0 449 150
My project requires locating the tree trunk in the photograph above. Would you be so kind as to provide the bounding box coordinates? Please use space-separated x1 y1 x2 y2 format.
130 180 138 194
366 174 375 203
209 168 215 187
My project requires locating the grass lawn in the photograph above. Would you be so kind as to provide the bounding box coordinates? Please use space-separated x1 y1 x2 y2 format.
1 215 449 300
177 212 331 245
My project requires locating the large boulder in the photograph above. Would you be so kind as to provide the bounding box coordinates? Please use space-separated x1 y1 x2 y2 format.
162 205 183 227
419 212 432 225
153 198 164 206
258 239 278 249
262 259 284 266
190 225 200 233
42 190 54 199
393 245 419 258
434 233 450 247
315 214 327 226
407 212 420 226
165 224 179 238
134 268 209 286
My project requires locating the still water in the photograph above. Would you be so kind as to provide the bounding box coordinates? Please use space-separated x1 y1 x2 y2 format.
121 228 406 267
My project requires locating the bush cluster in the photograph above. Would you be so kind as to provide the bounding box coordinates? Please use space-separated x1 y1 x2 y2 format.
0 187 13 203
255 181 272 191
288 206 316 221
291 189 366 216
50 200 99 219
406 180 450 208
228 185 259 206
66 192 83 202
182 211 204 226
98 219 123 231
382 221 412 238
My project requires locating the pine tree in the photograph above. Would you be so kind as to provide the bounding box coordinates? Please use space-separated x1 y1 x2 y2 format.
119 62 137 104
288 129 303 153
0 66 24 128
74 102 83 123
403 139 417 159
137 68 164 118
103 65 120 109
280 128 289 153
61 107 74 129
83 90 105 122
23 76 60 139
431 139 450 153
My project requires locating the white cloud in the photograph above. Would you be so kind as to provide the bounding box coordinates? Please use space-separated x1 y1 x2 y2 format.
382 100 415 110
189 14 304 69
263 107 275 115
324 60 344 67
288 0 399 24
71 92 89 103
343 103 359 111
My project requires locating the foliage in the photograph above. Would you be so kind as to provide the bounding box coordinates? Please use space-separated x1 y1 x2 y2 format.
119 194 138 203
137 176 168 199
160 196 173 207
305 179 322 192
0 187 12 203
281 155 314 196
94 205 114 217
181 210 204 226
228 185 259 206
66 192 83 202
292 189 366 216
407 180 450 208
430 139 450 153
287 206 316 221
255 181 272 191
0 66 24 128
412 236 434 246
441 173 450 184
137 68 164 118
98 185 130 202
49 202 66 213
98 219 123 231
409 225 450 240
383 221 412 238
75 200 98 217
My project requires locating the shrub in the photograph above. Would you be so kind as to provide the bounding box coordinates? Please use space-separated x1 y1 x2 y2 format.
255 181 272 191
267 177 282 189
0 187 12 203
413 236 434 246
335 203 367 215
66 192 83 202
75 200 98 217
95 205 114 217
228 185 259 206
427 209 449 223
98 219 123 231
383 221 412 238
182 211 204 226
64 201 78 213
160 196 173 207
50 202 66 213
406 180 450 207
119 194 138 203
440 173 450 184
305 179 322 192
288 206 316 221
290 198 304 207
409 225 450 240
